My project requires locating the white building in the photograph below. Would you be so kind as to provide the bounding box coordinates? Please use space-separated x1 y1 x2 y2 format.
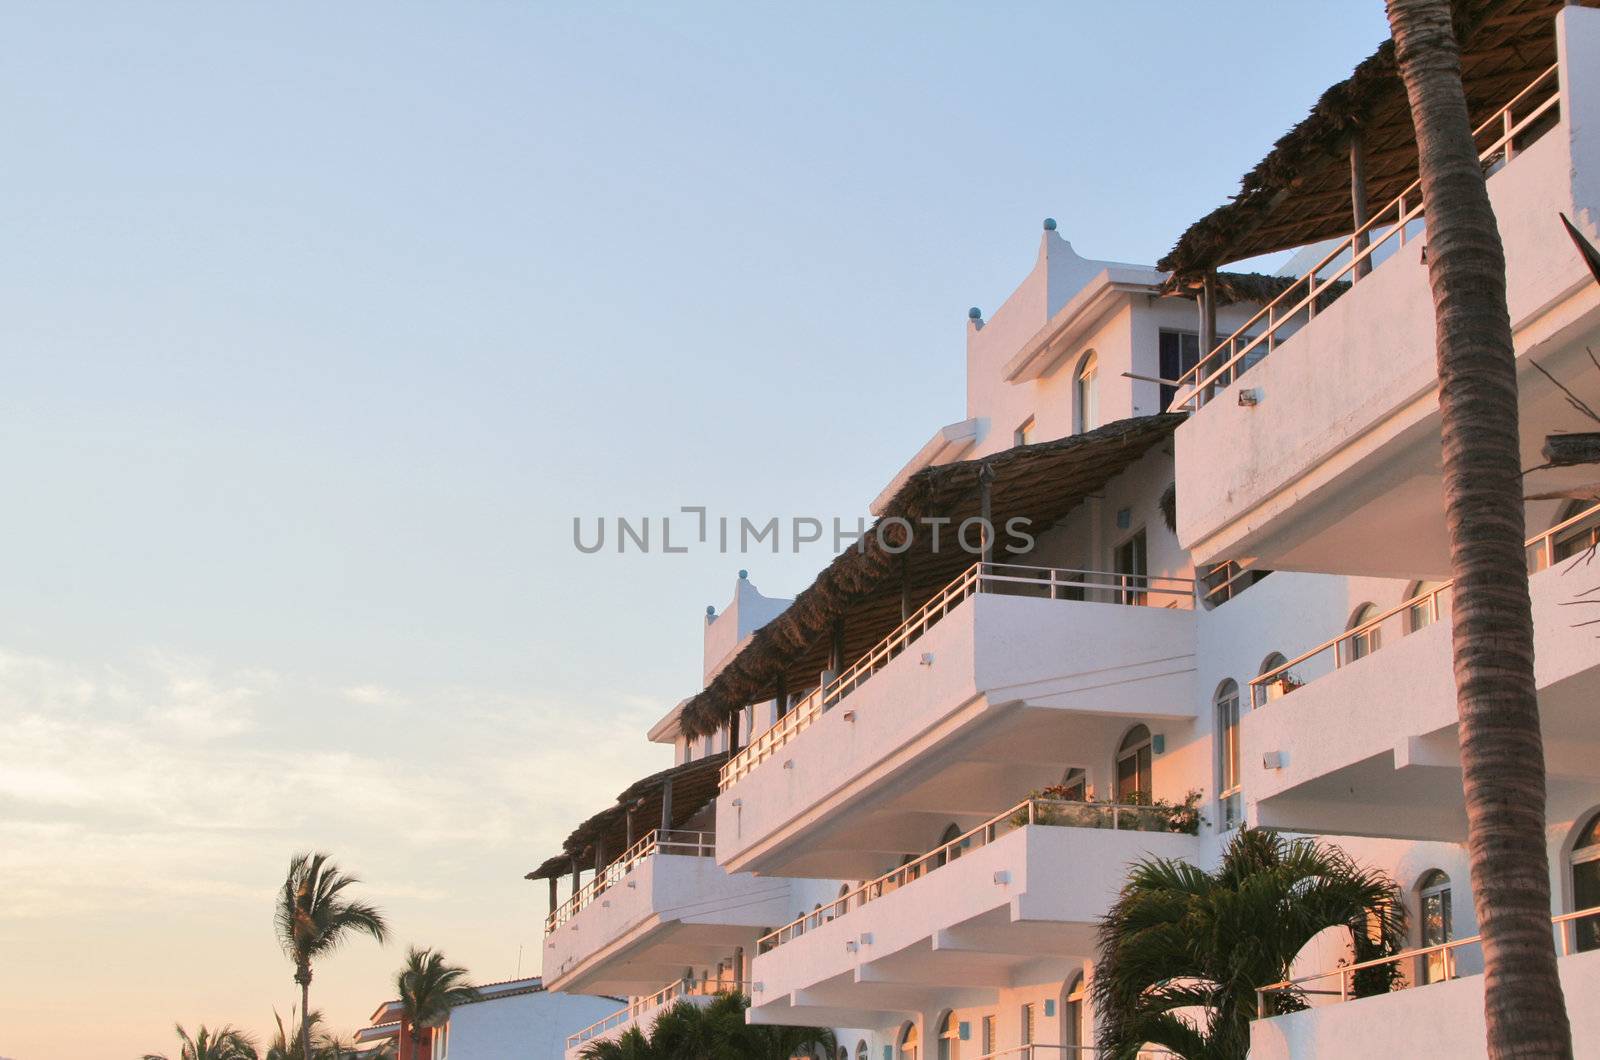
540 3 1600 1057
357 977 615 1060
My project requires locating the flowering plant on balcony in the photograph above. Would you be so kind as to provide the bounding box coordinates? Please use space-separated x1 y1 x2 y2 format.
1010 789 1206 835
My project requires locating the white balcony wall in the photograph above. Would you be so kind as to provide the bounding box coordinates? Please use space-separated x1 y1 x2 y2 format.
1175 6 1600 577
750 823 1198 1025
1241 559 1600 844
542 851 799 995
716 590 1197 877
1251 949 1600 1059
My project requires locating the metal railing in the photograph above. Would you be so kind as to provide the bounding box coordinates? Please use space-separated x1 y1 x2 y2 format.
976 1047 1176 1059
1169 64 1562 413
1250 499 1600 710
720 562 1196 789
1256 904 1600 1015
756 796 1187 955
543 829 716 935
565 977 749 1049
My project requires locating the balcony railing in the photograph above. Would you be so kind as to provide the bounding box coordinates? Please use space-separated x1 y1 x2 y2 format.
755 796 1190 956
1249 499 1600 710
565 977 749 1050
720 562 1196 790
976 1048 1176 1059
543 829 715 935
1255 904 1600 1015
1169 64 1562 413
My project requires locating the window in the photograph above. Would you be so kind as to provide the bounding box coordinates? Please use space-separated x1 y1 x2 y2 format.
1116 725 1153 805
1014 415 1035 447
1571 812 1600 953
980 1016 996 1055
937 1011 960 1060
1259 652 1292 702
1020 1003 1036 1045
898 1021 920 1060
1405 581 1451 633
1216 680 1242 830
1552 500 1600 563
1113 529 1148 606
1158 330 1203 411
1418 870 1453 984
1344 603 1381 663
1058 767 1088 802
1062 975 1086 1048
1075 351 1099 434
934 822 970 868
856 1042 869 1060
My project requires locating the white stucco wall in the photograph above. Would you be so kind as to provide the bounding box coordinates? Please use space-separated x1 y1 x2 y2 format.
442 988 616 1060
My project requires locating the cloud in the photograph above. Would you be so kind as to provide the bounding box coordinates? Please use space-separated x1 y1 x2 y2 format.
0 646 665 921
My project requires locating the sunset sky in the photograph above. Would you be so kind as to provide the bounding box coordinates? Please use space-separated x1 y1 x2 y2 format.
0 3 1389 1056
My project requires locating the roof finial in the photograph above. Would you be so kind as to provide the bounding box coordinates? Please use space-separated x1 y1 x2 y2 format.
738 569 748 580
1043 217 1057 231
968 306 982 321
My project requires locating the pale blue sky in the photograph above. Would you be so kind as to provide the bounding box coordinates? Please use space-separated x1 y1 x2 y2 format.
0 4 1389 1056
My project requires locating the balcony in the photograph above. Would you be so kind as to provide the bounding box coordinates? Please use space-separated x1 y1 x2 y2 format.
1170 8 1600 577
714 563 1198 878
1250 907 1600 1058
542 829 793 996
1239 503 1600 841
746 797 1199 1028
563 979 747 1059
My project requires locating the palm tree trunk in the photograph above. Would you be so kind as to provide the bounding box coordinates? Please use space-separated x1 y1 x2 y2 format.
300 973 314 1060
1384 1 1572 1055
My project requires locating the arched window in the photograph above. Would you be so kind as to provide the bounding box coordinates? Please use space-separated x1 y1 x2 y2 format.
856 1042 870 1060
1418 869 1453 984
1553 499 1600 563
898 1021 920 1060
1116 725 1153 805
1344 603 1381 663
1075 351 1100 434
1216 680 1242 830
1062 974 1086 1048
1570 811 1600 953
935 822 968 868
1259 652 1294 703
936 1011 960 1060
1058 767 1088 802
1405 581 1451 633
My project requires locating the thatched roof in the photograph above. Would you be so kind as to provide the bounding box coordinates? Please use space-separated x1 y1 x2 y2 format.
677 414 1184 739
1157 271 1302 306
1161 0 1589 278
525 752 727 880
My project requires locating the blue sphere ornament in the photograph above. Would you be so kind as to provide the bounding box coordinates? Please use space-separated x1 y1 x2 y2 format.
738 569 748 580
968 306 982 320
706 605 716 616
1043 217 1057 231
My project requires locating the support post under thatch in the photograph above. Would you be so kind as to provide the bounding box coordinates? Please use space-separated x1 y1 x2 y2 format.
1200 270 1218 402
899 553 912 620
775 673 788 719
1351 132 1371 280
570 857 579 895
660 776 674 832
827 619 844 677
594 837 606 874
624 807 635 850
548 876 558 915
978 465 995 563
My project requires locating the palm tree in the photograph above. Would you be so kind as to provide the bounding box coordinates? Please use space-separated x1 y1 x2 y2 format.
1382 2 1574 1055
578 991 835 1060
143 1023 258 1060
578 1026 657 1060
274 852 389 1060
395 946 482 1047
1092 829 1406 1060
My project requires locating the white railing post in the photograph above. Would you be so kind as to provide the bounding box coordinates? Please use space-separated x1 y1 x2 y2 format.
1503 107 1516 163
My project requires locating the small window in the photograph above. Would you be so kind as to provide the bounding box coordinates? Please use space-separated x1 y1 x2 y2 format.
1113 529 1148 606
1571 812 1600 953
1418 870 1453 984
1057 767 1088 802
1116 725 1153 805
1076 351 1100 434
1014 415 1035 447
1216 680 1242 830
1020 1002 1036 1045
1405 581 1451 633
1552 500 1600 563
1344 603 1381 663
856 1042 869 1060
1158 330 1203 411
1062 974 1086 1048
898 1021 920 1059
980 1016 996 1055
937 1011 960 1060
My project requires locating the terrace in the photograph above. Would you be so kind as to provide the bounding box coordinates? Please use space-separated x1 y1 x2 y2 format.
1162 2 1600 576
563 978 748 1059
